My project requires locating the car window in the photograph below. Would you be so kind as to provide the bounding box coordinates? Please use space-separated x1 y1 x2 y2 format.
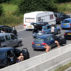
35 38 44 42
46 36 53 41
5 35 11 40
47 26 51 29
0 36 5 42
11 34 17 40
63 20 70 23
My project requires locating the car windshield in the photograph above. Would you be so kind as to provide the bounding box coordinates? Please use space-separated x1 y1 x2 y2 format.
63 20 70 23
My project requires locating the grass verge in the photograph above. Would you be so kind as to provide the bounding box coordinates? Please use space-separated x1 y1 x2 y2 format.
55 62 71 71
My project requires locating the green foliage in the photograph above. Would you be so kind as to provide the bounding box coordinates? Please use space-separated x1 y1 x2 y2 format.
0 0 11 3
55 0 71 3
0 5 3 16
18 0 58 14
0 15 23 26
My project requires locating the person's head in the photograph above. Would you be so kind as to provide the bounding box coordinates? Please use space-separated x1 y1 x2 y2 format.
20 53 23 56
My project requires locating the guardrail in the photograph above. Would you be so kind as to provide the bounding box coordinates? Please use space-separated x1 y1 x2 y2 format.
0 44 71 71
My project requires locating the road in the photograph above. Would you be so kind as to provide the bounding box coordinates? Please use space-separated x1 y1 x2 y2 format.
17 28 71 58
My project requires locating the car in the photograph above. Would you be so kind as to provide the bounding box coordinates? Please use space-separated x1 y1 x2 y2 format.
32 34 57 50
0 25 17 36
54 12 70 24
42 24 61 35
61 18 71 29
0 47 30 68
32 34 66 50
0 33 22 47
64 30 71 39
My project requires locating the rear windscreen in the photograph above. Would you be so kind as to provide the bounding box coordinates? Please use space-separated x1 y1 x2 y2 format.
35 38 44 42
63 20 70 23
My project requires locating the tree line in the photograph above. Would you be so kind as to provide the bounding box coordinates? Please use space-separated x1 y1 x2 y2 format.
0 0 71 15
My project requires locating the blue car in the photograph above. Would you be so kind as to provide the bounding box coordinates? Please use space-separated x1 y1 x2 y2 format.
42 24 60 35
32 34 57 50
32 34 66 50
64 30 71 39
0 47 30 68
61 18 71 29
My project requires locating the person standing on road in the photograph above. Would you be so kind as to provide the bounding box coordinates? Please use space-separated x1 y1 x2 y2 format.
51 24 55 34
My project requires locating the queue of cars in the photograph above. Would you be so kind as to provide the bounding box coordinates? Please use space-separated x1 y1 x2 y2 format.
0 25 30 68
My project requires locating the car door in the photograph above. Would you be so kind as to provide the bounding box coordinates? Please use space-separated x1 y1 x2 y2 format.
5 34 14 47
10 34 18 47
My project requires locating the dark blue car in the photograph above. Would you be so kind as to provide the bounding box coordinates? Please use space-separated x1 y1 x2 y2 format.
32 34 66 50
64 30 71 39
32 34 57 50
42 24 61 35
0 47 30 68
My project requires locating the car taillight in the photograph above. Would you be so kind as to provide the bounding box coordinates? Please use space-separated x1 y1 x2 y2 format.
32 42 35 45
24 24 26 26
42 43 47 45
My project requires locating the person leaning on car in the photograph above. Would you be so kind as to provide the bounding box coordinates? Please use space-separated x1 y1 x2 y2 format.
53 35 60 48
51 24 55 34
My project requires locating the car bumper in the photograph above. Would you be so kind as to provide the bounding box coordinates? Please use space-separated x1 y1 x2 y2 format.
32 45 45 50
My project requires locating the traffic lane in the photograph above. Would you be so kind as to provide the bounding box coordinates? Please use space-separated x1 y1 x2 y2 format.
17 30 71 57
18 30 45 57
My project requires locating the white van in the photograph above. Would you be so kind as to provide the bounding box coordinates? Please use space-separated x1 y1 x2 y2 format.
24 11 56 30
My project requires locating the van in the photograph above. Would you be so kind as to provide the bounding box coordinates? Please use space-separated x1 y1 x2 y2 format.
24 11 56 30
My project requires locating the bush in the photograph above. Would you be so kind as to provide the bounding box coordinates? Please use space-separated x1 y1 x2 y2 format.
0 15 23 26
0 5 3 16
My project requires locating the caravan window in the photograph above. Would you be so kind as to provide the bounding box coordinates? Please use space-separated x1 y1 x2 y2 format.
50 14 54 19
25 18 35 23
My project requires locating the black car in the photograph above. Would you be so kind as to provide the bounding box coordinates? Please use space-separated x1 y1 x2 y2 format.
54 12 70 24
0 25 17 36
0 47 30 68
52 34 66 45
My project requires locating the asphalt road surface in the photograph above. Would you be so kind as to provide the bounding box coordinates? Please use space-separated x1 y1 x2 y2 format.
18 29 71 58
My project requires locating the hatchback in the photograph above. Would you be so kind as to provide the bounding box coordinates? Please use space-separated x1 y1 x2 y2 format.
0 47 30 68
0 25 17 36
64 30 71 39
0 33 22 47
42 24 60 35
61 18 71 29
32 34 66 50
32 34 57 50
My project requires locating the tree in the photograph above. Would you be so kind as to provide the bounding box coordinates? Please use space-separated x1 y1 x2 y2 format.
0 5 3 16
18 0 57 14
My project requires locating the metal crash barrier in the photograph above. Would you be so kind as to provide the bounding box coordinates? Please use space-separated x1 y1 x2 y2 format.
0 44 71 71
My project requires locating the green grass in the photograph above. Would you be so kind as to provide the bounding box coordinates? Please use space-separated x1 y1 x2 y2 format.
57 2 71 13
0 3 23 26
1 3 18 15
55 62 71 71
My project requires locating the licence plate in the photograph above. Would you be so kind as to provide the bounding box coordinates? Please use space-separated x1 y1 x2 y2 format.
36 44 40 46
64 24 66 25
67 33 71 35
28 26 32 28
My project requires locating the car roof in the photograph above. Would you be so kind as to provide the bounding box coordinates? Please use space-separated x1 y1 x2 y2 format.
36 34 53 39
0 33 12 36
0 25 11 27
65 30 71 33
64 18 71 21
0 47 14 52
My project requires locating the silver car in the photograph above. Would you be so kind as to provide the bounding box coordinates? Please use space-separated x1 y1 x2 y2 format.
0 33 22 47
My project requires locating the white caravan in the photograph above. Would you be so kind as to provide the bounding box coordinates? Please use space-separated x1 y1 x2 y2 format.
24 11 56 30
